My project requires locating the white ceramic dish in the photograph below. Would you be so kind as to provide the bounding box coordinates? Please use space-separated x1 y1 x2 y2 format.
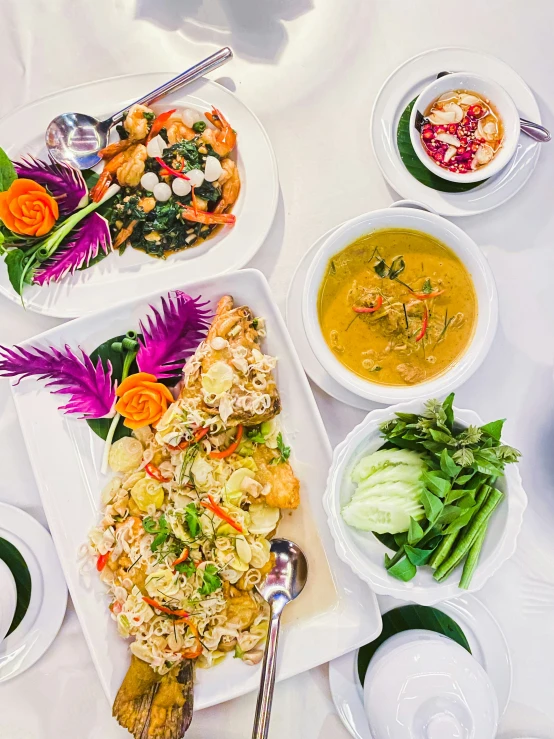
409 72 520 183
0 503 67 682
286 222 376 412
324 399 527 605
0 560 16 644
9 268 381 708
364 630 498 739
329 593 512 739
371 46 542 216
302 206 498 405
0 74 278 317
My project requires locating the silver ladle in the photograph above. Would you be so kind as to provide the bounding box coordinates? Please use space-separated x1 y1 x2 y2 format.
252 538 308 739
45 47 233 170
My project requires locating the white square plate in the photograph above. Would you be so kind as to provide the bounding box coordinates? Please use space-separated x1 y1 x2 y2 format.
10 268 381 709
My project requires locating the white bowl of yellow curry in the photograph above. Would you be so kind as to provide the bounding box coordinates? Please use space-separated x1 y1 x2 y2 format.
302 206 498 404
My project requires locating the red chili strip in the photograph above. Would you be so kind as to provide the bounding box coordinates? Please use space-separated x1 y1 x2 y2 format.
416 304 429 342
167 427 210 451
410 289 445 301
352 295 383 313
144 462 171 483
96 552 109 571
201 495 243 533
209 425 243 459
172 548 190 569
142 596 189 618
155 157 190 180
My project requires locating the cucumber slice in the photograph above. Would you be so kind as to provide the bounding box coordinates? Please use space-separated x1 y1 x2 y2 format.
352 449 425 483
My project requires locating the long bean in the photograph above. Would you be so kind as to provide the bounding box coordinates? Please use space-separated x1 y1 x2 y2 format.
433 488 503 582
459 526 487 590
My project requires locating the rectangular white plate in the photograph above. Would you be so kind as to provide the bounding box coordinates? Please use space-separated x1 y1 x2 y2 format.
10 268 381 709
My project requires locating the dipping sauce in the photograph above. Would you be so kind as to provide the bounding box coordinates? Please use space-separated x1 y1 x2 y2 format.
317 228 477 386
420 89 504 174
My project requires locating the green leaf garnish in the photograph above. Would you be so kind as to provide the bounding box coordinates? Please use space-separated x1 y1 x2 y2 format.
270 432 291 465
199 564 222 595
185 503 201 538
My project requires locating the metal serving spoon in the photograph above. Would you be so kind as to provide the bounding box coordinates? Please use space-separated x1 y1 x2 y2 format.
45 47 233 170
437 71 550 142
252 539 308 739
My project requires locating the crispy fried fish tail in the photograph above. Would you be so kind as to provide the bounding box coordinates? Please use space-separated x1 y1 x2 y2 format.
113 655 161 738
141 660 194 739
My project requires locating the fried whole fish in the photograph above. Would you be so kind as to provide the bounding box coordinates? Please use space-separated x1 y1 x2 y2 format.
113 656 194 739
180 295 281 425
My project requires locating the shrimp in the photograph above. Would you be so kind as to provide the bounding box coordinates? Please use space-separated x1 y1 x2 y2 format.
124 104 155 141
214 158 240 213
166 115 196 145
202 107 237 156
90 144 147 202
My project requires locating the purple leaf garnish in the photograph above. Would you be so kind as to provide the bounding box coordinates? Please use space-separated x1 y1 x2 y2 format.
33 212 112 286
0 343 115 418
13 155 87 216
136 291 211 380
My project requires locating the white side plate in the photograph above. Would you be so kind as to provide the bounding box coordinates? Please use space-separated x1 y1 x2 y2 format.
0 74 279 317
10 268 381 709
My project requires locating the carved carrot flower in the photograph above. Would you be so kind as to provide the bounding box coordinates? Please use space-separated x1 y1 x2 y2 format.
115 372 174 429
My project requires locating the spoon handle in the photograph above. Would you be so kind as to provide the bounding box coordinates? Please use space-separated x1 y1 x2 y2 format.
519 117 551 142
252 609 282 739
105 47 233 127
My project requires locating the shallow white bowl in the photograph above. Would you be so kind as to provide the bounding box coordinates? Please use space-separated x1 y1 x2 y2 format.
302 205 498 405
323 399 528 605
409 72 520 183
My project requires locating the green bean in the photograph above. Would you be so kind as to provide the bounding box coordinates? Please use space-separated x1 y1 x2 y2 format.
429 532 458 569
459 526 487 590
433 488 503 582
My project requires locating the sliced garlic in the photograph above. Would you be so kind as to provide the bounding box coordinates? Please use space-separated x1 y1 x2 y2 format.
459 93 481 106
435 132 461 147
235 536 252 564
210 336 228 351
201 361 234 396
444 145 457 163
478 118 498 141
475 143 494 165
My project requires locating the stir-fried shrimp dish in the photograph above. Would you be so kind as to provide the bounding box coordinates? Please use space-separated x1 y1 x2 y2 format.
86 296 299 739
91 104 240 258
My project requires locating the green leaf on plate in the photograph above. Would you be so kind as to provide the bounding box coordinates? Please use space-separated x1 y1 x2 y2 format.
85 334 139 442
357 605 471 684
396 99 486 193
387 556 417 582
0 147 17 192
423 470 451 498
407 517 424 545
404 544 435 567
420 487 444 524
481 419 505 441
0 537 32 635
440 448 461 478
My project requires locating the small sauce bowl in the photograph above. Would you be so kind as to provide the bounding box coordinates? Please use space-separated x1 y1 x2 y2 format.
409 72 520 184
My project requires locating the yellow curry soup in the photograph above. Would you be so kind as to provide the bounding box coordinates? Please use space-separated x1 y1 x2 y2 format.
317 228 477 386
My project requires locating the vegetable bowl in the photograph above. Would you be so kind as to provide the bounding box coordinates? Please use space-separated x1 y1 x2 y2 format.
323 396 527 605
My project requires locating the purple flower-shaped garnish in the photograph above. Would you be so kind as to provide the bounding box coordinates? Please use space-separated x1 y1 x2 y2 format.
14 155 87 216
0 343 115 418
136 291 211 380
33 212 112 286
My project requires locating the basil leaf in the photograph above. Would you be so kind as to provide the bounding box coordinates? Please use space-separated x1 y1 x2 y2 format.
423 471 451 498
455 472 475 485
442 393 455 430
387 556 417 582
481 419 505 441
440 448 461 478
405 544 435 567
444 505 477 535
389 256 405 280
374 259 389 278
408 517 424 545
420 488 444 525
0 147 16 192
429 428 455 445
151 531 168 551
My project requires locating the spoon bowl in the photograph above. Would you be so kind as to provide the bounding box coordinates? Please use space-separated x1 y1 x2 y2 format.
256 538 308 613
45 47 233 170
252 539 308 739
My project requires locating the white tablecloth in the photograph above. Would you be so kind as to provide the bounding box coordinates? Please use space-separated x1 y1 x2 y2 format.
1 1 554 736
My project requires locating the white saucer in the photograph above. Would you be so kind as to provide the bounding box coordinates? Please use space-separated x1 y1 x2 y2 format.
371 46 542 217
0 503 67 682
329 594 511 739
285 226 377 412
